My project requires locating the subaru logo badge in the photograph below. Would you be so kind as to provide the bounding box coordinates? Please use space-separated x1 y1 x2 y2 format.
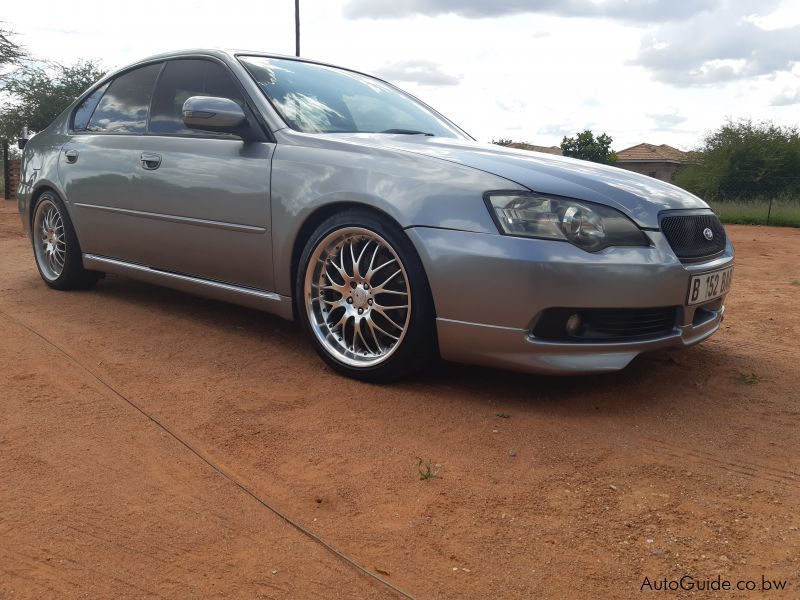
703 227 714 241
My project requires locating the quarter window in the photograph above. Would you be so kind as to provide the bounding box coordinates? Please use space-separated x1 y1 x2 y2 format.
72 82 109 131
149 59 245 134
87 63 162 133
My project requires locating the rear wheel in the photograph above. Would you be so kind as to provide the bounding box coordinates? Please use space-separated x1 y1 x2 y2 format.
296 209 437 382
32 191 100 290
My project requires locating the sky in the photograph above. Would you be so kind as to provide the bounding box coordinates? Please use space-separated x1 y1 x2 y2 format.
3 0 800 150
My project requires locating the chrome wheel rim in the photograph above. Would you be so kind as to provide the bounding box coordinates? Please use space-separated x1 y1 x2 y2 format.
33 198 66 281
305 227 411 368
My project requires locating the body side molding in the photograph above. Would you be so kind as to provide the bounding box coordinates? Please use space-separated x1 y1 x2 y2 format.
82 254 292 320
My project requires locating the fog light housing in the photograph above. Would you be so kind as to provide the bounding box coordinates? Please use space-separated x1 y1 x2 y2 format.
565 313 582 336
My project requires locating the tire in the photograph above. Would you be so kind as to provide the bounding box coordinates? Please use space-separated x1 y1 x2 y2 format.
296 209 437 382
31 191 101 290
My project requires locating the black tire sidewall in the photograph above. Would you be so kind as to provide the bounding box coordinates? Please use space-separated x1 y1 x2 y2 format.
295 209 437 382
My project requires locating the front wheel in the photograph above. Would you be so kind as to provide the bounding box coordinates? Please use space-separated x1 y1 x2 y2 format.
296 209 437 382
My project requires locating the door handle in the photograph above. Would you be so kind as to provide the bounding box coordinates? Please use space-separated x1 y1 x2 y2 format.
64 149 79 164
140 152 162 170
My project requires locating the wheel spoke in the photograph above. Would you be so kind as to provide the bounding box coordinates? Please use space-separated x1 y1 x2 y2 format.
354 319 373 354
370 318 400 341
366 258 396 284
373 288 406 296
319 296 343 308
322 270 348 296
366 243 380 275
364 317 383 352
372 268 402 292
372 305 405 331
353 239 370 279
343 317 354 349
329 251 351 285
374 303 409 311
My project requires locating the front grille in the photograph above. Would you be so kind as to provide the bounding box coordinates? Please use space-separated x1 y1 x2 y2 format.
661 212 726 263
532 307 678 342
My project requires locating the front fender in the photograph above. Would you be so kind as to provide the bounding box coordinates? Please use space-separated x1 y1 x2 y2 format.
270 140 523 296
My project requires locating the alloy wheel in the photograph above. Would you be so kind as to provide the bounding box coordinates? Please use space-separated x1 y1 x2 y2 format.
304 227 412 367
33 198 67 281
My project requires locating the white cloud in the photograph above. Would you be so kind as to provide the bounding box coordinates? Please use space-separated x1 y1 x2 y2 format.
342 0 717 23
647 111 688 129
770 87 800 106
633 1 800 86
374 59 461 86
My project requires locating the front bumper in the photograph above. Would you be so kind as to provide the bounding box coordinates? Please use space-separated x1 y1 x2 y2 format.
406 227 734 375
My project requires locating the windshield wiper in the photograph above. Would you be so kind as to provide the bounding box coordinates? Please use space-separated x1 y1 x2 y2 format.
378 129 435 136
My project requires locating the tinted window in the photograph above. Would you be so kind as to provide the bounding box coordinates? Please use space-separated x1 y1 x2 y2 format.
72 82 109 131
150 59 245 134
238 56 464 138
87 63 162 133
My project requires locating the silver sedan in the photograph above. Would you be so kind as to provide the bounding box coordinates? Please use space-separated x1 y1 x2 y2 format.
17 49 734 381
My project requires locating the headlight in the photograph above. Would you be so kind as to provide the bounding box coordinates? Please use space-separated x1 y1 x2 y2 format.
485 191 650 252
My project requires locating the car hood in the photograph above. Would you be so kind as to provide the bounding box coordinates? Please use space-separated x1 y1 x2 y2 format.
321 133 708 229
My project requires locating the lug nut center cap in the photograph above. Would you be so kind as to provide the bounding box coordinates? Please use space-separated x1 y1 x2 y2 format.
352 286 369 308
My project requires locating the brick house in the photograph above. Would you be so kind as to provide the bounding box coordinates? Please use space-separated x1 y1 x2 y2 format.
615 143 688 182
504 142 563 156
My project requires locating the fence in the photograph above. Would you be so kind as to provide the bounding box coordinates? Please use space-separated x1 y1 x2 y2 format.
6 159 20 201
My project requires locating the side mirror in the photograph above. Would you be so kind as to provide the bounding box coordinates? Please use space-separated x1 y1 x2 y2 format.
182 96 246 134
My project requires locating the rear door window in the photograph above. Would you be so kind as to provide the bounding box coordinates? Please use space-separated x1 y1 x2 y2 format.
87 63 162 133
149 59 245 135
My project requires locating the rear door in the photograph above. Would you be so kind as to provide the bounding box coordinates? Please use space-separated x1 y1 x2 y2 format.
61 63 163 265
134 58 274 291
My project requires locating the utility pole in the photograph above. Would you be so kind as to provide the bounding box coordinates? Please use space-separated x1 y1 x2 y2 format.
295 0 300 57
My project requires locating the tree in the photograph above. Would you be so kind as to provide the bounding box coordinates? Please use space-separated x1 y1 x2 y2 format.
560 130 617 165
1 24 27 198
674 119 800 200
0 24 26 73
0 60 106 140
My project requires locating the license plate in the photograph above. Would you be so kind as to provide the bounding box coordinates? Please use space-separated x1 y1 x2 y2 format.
687 266 733 306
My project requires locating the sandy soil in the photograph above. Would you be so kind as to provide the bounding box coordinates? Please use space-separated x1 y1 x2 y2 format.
1 199 798 599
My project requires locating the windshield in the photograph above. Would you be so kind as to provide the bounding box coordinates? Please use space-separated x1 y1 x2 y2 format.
238 56 467 138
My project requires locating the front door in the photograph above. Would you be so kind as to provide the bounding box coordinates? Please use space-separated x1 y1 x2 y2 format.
132 58 274 291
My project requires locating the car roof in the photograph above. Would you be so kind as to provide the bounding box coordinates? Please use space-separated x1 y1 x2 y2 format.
118 48 378 82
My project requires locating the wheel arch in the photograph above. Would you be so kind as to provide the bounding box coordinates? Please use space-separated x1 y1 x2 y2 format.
28 183 65 230
288 201 437 322
28 183 90 261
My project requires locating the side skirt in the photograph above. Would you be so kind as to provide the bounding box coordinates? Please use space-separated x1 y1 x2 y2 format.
82 254 294 320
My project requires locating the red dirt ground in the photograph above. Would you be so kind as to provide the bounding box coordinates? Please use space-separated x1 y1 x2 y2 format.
1 199 798 598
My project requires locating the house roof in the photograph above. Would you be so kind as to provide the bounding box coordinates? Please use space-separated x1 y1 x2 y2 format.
616 143 687 163
505 142 563 155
